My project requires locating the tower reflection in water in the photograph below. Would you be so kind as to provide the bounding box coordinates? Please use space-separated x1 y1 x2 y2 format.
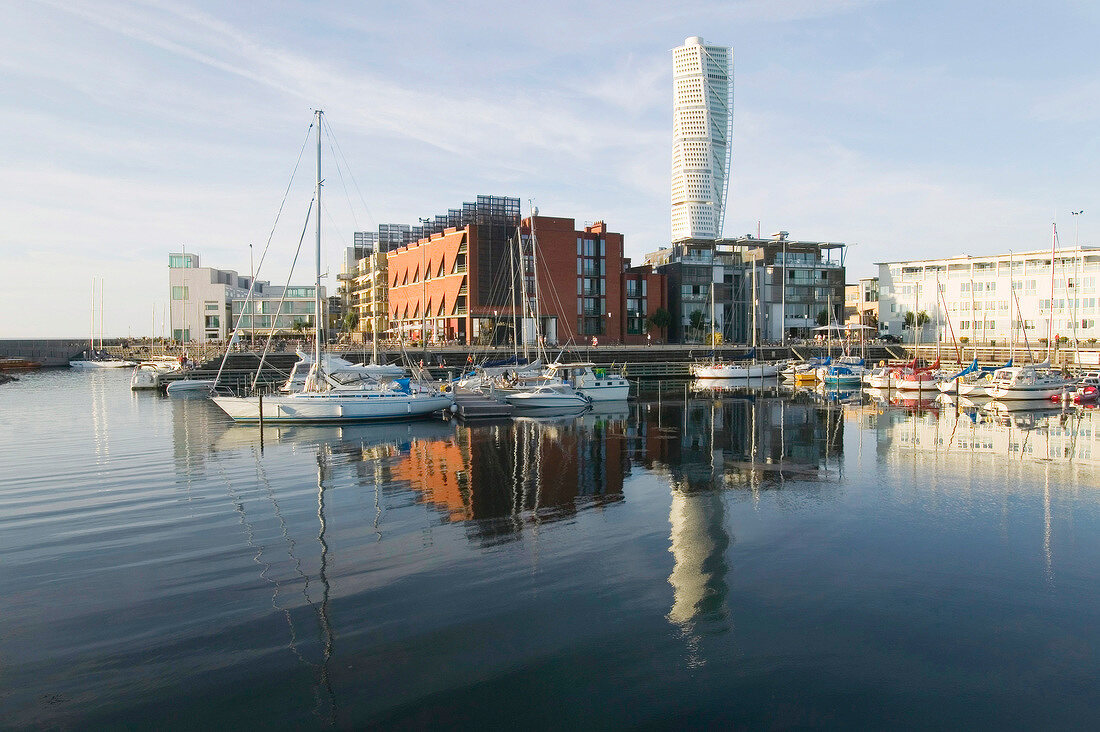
648 392 843 654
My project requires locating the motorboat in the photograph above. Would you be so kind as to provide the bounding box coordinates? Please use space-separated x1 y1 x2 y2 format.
542 361 629 401
1053 372 1099 404
166 379 216 394
865 366 895 389
504 383 592 409
820 365 864 388
130 358 185 390
985 365 1069 401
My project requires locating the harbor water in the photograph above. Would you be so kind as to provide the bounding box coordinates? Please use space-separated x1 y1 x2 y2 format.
2 369 1099 728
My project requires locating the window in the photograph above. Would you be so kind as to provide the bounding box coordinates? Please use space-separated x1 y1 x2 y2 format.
205 302 219 311
205 315 219 328
169 254 195 268
172 286 188 300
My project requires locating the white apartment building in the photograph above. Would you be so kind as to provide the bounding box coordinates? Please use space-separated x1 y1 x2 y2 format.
169 252 325 343
878 246 1100 347
671 36 733 242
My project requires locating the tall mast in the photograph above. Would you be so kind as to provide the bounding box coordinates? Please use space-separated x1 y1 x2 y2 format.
529 204 545 361
99 276 104 350
1048 222 1056 363
314 110 323 385
513 224 526 361
90 278 95 355
710 272 716 364
751 252 758 352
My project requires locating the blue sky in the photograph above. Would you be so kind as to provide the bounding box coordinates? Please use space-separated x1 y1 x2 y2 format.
2 0 1098 337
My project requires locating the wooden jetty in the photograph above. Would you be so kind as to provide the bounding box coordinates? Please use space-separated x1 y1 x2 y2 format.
452 387 514 420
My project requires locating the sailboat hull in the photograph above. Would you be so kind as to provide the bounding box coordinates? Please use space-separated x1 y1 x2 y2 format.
691 363 778 378
212 392 453 422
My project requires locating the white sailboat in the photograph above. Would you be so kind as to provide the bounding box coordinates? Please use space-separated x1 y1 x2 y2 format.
212 111 453 423
71 278 137 368
691 253 780 378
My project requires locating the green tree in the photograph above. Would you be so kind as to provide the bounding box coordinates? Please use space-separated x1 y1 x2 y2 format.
342 310 359 333
291 318 308 337
688 309 706 341
916 310 930 327
816 310 829 326
902 311 916 330
647 307 672 336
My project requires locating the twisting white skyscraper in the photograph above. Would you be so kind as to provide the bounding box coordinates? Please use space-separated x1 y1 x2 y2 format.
671 37 733 241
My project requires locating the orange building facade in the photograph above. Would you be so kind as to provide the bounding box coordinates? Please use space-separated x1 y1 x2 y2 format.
387 211 666 346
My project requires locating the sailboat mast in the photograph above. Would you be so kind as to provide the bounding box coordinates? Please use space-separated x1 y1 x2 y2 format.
515 224 529 361
529 205 545 361
99 277 104 350
90 278 95 355
751 253 757 351
314 110 323 383
1048 222 1056 362
710 274 716 364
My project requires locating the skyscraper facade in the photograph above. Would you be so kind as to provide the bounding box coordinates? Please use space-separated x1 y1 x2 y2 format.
671 36 733 242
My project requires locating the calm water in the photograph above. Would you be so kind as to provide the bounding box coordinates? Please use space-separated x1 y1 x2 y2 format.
2 369 1100 728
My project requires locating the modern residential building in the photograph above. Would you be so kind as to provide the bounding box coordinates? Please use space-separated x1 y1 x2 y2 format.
644 233 846 344
844 277 879 329
385 195 652 346
672 36 733 242
644 239 740 344
878 246 1100 347
348 247 389 341
168 252 324 343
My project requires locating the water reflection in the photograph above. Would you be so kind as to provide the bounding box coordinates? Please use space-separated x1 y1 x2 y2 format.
877 402 1100 470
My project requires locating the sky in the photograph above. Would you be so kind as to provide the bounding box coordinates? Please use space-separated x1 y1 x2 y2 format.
2 0 1098 338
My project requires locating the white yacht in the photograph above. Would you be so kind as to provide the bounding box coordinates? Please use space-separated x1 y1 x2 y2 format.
543 362 630 401
130 359 183 390
504 383 592 409
985 365 1069 401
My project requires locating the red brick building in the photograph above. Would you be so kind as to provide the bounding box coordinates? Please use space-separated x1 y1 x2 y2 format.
387 209 666 346
621 264 669 345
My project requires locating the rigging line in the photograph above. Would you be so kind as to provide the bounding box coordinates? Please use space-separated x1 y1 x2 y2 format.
321 121 361 232
214 118 314 389
251 196 316 392
320 200 351 249
323 116 378 230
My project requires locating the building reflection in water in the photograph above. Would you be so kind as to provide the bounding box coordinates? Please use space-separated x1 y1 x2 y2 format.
875 403 1100 590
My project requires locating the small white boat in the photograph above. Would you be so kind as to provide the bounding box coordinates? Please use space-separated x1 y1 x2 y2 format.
504 383 592 409
130 359 184 390
166 379 216 394
866 367 895 389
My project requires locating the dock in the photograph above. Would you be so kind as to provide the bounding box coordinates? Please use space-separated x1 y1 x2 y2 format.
452 387 514 420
